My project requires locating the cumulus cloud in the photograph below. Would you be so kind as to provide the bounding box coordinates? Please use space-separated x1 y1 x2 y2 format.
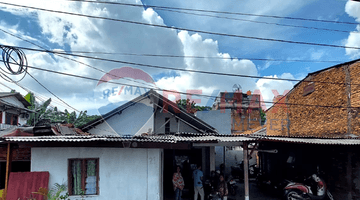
256 73 295 110
0 0 296 113
344 0 360 58
154 31 260 106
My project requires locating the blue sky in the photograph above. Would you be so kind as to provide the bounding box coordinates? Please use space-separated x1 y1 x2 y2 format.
0 0 359 114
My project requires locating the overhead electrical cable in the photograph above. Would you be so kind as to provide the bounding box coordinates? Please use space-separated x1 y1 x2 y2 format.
0 28 158 90
2 44 360 86
0 82 11 90
1 2 360 50
152 7 357 34
0 28 347 64
0 41 78 111
5 60 360 110
1 27 345 65
64 50 345 63
64 0 359 25
16 82 76 110
27 72 80 112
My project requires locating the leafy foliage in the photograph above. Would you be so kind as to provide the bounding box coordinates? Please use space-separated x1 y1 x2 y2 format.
25 92 99 127
260 108 266 125
46 183 69 200
26 92 52 126
176 99 211 114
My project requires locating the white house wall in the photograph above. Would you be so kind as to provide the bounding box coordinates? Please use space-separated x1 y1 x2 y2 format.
31 147 163 200
89 98 154 136
0 96 28 125
154 110 198 133
195 109 231 134
196 109 232 170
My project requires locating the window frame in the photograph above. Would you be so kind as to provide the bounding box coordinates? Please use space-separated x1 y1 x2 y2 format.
5 112 18 125
165 117 170 134
68 158 100 196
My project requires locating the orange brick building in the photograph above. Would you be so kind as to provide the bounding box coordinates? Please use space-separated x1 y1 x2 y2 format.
266 59 360 137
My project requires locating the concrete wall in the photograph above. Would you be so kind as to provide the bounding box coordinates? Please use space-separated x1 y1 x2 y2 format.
196 110 232 171
154 109 198 133
31 147 163 200
89 98 154 136
196 109 231 134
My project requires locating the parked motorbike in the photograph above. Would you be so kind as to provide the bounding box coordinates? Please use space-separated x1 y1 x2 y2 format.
256 171 288 196
283 174 334 200
230 160 257 180
227 178 237 196
204 179 215 200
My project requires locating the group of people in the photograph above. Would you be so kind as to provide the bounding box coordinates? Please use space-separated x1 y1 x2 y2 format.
172 164 228 200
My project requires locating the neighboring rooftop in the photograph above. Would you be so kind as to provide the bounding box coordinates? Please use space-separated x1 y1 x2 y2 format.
0 92 31 107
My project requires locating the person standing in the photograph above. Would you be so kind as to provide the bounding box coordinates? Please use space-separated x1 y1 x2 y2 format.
173 166 185 200
193 164 204 200
217 174 228 200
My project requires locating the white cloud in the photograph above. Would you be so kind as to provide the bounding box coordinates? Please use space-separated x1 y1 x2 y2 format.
344 0 360 58
255 73 295 110
310 49 325 60
154 31 260 106
142 8 164 25
345 1 360 22
0 0 301 114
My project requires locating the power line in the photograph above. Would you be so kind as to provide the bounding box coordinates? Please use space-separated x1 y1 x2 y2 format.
64 0 359 25
0 28 158 90
15 82 76 110
1 2 360 50
26 72 80 112
0 28 348 65
0 75 74 110
65 0 358 34
0 82 11 90
0 35 78 110
3 44 360 86
10 61 360 110
63 50 345 63
153 7 357 34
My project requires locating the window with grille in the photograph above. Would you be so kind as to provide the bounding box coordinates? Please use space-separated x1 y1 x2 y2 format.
68 158 99 195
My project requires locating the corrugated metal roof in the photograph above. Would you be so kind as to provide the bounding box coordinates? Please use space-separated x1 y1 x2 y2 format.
252 135 360 145
3 135 176 143
3 129 360 145
1 133 255 144
0 92 31 107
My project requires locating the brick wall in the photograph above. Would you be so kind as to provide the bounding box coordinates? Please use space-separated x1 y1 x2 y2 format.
0 147 31 161
266 62 360 137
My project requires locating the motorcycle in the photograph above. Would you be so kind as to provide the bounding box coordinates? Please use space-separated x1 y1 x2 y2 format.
227 178 237 196
230 160 257 180
283 174 334 200
256 172 288 196
204 179 215 200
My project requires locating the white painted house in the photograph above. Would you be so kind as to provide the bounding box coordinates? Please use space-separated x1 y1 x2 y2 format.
0 92 31 129
28 90 218 200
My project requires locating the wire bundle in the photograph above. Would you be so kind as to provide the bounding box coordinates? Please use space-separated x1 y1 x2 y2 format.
0 45 28 83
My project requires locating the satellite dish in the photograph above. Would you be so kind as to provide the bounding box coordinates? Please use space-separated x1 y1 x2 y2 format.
232 84 242 92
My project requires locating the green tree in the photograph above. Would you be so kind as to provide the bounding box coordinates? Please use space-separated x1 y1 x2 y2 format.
26 92 99 127
176 99 211 114
26 92 52 126
260 108 266 125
